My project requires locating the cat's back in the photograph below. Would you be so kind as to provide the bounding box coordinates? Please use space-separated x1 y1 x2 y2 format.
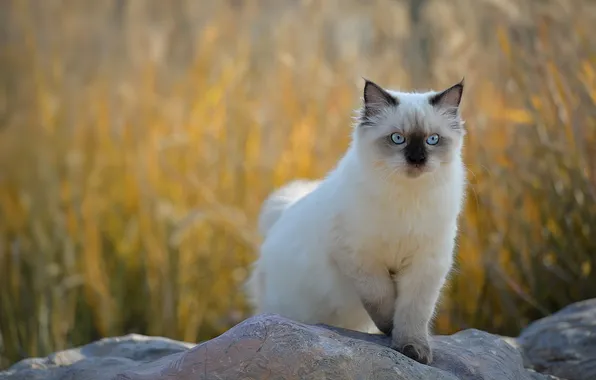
262 174 342 248
258 179 322 236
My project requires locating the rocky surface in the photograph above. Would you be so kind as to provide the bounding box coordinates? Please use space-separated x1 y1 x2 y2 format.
518 298 596 380
2 299 595 380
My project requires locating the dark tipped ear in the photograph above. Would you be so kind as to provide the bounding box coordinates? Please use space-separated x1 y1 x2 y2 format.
430 78 464 109
363 79 397 119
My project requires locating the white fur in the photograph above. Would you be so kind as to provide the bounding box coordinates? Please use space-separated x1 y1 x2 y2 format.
257 179 321 236
246 84 466 363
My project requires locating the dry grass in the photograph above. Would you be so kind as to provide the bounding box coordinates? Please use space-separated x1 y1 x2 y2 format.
1 0 596 369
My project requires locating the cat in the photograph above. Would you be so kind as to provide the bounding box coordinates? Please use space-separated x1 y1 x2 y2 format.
245 78 467 365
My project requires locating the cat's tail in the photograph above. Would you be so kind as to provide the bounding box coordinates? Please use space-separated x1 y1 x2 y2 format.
257 179 321 237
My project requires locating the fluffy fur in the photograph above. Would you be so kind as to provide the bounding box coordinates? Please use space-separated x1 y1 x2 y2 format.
245 79 467 364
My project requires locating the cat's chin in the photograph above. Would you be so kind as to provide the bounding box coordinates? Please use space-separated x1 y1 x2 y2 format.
404 165 431 178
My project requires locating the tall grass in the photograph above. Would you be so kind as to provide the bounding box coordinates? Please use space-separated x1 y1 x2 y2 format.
1 0 595 369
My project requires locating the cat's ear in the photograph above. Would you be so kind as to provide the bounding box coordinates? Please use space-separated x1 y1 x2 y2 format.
429 78 464 110
362 79 398 119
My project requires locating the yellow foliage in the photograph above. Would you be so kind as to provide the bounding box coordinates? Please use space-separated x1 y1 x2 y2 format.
1 0 595 369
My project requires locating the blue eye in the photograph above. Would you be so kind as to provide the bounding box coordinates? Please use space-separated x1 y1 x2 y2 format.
390 133 405 145
426 134 440 145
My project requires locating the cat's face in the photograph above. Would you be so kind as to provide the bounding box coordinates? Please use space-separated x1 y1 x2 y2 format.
354 79 465 179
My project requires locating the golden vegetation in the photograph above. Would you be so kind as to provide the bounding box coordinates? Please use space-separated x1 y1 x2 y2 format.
1 0 595 368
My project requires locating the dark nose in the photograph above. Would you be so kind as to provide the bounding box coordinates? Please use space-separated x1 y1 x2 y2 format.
406 151 426 165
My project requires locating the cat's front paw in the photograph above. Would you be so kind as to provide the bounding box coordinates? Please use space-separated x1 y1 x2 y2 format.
391 336 432 365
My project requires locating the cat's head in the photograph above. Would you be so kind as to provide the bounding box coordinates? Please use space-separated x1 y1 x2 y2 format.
353 79 465 179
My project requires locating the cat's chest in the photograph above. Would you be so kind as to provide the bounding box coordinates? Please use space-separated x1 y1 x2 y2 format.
342 191 456 258
357 191 451 231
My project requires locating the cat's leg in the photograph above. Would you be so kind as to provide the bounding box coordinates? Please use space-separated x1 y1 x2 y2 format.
333 257 396 335
391 249 452 365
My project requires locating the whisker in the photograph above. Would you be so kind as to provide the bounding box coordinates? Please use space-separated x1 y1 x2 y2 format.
465 167 481 213
430 171 438 188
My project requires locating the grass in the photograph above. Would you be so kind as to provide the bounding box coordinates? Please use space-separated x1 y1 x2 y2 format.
1 0 595 369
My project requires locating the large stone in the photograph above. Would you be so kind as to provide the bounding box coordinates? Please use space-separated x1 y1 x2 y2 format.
1 335 194 380
1 313 554 380
518 298 596 380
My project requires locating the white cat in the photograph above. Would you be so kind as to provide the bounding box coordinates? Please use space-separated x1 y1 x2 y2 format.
245 78 467 364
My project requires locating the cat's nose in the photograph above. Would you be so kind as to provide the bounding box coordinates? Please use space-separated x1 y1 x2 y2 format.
406 153 426 165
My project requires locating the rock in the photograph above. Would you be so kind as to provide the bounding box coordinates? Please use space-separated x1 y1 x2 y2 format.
519 298 596 380
320 324 550 380
1 335 194 380
1 313 553 380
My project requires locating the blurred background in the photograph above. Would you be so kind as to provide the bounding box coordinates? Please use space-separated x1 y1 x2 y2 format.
1 0 596 369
